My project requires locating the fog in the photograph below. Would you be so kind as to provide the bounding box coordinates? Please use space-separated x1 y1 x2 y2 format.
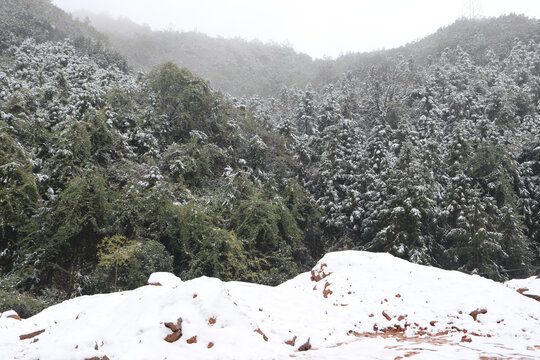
52 0 540 59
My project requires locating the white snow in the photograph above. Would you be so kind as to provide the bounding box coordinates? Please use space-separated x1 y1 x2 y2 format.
0 310 19 319
1 251 539 359
147 272 183 287
505 276 540 298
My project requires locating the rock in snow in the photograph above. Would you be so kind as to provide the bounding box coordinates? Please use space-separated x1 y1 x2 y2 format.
1 251 539 359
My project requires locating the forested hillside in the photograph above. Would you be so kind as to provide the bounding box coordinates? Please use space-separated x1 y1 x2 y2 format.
75 12 321 97
0 0 538 317
1 0 325 316
246 41 540 279
83 12 540 97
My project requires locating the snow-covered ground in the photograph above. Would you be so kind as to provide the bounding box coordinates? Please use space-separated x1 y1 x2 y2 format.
1 251 539 359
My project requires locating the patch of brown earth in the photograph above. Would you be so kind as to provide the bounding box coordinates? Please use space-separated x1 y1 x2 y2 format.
164 332 182 343
523 293 540 302
187 336 197 344
298 338 311 351
404 352 420 357
469 309 487 322
208 317 216 325
311 263 332 282
348 326 451 346
285 335 297 346
382 311 392 321
207 342 214 348
461 335 472 343
19 329 45 340
254 328 268 341
323 282 333 298
164 317 183 343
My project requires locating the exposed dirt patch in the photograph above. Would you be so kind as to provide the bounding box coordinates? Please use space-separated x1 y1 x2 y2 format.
311 263 332 282
298 338 311 351
348 328 451 346
461 335 472 343
164 332 182 343
404 351 420 357
254 328 268 341
19 329 45 340
323 281 333 298
285 335 297 346
187 336 197 344
164 317 183 343
469 309 487 322
523 293 540 302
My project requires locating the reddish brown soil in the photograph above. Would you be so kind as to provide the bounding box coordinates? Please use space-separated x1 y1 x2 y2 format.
254 328 268 341
19 329 45 340
285 336 297 346
186 336 197 344
469 309 487 322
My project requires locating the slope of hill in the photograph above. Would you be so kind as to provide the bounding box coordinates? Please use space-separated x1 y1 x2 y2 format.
0 0 325 313
75 12 321 97
79 12 540 97
1 251 539 359
0 0 102 47
333 14 540 75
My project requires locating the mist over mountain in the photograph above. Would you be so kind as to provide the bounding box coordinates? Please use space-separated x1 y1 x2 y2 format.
74 11 321 97
78 11 540 97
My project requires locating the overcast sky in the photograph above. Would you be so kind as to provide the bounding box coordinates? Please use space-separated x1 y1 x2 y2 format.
52 0 540 59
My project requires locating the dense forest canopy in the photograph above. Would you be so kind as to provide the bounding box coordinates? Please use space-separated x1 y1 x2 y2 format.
0 0 538 317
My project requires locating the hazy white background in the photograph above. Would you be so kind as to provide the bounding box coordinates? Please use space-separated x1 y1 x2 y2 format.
52 0 540 59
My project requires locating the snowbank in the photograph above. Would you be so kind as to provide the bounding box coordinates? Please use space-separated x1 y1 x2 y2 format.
506 275 540 301
147 272 183 287
1 251 539 359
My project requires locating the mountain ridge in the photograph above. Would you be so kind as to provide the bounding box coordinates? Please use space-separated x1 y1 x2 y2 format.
78 11 540 96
